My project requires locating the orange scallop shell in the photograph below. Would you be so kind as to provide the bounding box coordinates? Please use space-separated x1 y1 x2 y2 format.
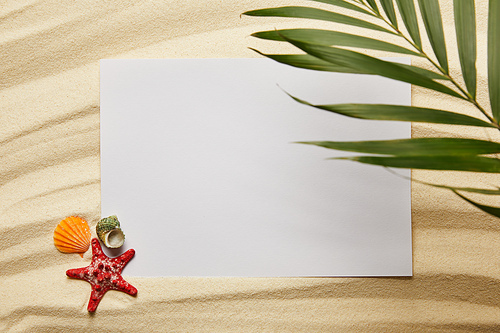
53 216 91 257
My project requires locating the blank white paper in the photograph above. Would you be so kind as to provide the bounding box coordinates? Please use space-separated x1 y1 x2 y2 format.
100 58 412 277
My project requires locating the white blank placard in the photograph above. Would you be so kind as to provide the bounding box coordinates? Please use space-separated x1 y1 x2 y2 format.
100 58 412 277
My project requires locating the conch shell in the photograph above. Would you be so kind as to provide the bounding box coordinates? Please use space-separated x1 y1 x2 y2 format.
96 215 125 248
54 216 91 257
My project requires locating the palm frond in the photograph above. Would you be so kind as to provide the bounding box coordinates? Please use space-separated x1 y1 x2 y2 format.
454 0 477 99
380 0 398 28
418 0 449 73
253 51 448 80
395 0 422 49
299 138 500 156
245 0 500 217
488 0 500 123
309 0 375 16
252 29 422 56
454 191 500 218
277 37 465 98
333 155 500 173
287 95 495 127
243 7 394 34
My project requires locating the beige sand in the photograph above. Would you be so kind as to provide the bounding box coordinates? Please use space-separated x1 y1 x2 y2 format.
1 0 499 331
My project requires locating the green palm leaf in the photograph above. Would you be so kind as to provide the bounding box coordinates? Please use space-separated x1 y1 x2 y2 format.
453 191 500 218
395 0 422 49
252 29 421 56
384 170 500 195
250 50 362 74
414 174 500 217
243 7 394 34
488 0 500 122
280 38 464 98
287 95 495 127
454 0 477 99
432 185 500 195
365 0 380 14
299 138 500 156
418 0 449 73
380 0 398 28
414 175 500 217
333 155 500 173
253 51 448 80
309 0 374 16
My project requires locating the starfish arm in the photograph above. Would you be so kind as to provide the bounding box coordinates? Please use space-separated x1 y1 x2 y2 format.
66 267 88 279
87 288 108 312
116 249 135 268
91 238 103 259
111 276 138 296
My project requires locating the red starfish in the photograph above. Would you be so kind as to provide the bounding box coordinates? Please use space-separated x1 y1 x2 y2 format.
66 238 137 312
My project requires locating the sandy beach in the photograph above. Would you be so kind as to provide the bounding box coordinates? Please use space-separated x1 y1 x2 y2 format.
1 0 500 331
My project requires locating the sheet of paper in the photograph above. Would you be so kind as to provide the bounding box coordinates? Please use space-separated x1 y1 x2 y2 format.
100 58 412 277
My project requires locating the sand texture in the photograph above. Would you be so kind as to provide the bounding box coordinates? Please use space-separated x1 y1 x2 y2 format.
1 0 500 331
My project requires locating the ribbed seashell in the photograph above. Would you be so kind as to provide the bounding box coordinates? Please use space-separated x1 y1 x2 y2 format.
54 216 91 257
96 215 125 248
